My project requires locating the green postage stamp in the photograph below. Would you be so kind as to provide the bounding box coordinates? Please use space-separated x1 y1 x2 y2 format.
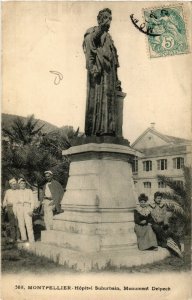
143 6 189 58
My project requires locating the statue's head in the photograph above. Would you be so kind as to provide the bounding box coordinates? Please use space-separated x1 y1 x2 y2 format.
97 8 112 31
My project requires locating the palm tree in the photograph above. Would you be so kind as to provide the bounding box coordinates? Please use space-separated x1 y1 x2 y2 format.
158 166 191 267
2 140 59 189
2 115 82 192
2 114 44 146
40 126 82 159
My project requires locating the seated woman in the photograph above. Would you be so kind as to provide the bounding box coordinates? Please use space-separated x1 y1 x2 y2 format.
134 193 158 251
150 191 182 258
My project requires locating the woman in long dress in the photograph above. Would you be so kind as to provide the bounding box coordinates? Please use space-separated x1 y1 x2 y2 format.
134 194 158 251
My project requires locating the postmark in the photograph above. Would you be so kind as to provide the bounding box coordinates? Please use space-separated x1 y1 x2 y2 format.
143 6 189 58
130 14 161 37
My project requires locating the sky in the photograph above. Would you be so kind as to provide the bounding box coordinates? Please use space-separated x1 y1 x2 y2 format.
2 1 192 144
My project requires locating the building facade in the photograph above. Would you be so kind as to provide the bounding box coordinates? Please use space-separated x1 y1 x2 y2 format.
131 126 192 201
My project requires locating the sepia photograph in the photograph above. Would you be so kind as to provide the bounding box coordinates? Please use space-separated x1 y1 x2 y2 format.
1 1 192 299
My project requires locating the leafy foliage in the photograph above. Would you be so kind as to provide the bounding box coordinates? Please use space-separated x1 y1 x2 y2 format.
2 115 81 192
158 166 191 236
40 126 82 159
3 115 44 145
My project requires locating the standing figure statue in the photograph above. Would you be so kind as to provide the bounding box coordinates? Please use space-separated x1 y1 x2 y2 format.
83 8 123 137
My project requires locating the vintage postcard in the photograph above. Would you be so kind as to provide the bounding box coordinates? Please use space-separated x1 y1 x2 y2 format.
1 1 192 300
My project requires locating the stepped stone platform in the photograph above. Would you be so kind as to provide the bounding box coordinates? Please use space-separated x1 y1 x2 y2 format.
20 142 170 271
18 241 170 272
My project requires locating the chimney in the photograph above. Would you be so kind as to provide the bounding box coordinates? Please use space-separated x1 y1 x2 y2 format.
150 122 155 129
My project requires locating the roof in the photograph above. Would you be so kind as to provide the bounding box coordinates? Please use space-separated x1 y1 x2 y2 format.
163 134 191 144
131 127 191 148
138 144 191 158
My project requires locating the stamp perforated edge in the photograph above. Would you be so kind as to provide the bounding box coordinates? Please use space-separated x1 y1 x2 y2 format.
142 3 191 59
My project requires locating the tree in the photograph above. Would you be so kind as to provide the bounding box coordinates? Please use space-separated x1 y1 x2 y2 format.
2 114 44 146
158 166 191 267
40 126 82 159
2 115 81 192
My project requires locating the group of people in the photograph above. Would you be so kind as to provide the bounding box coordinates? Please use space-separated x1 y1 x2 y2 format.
134 192 182 258
2 178 36 243
3 174 183 259
2 171 64 244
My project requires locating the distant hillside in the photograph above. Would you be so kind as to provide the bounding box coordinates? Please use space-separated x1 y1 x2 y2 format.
2 113 59 134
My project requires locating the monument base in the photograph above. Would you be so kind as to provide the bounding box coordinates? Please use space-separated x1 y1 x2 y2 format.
18 242 170 271
41 143 138 252
24 143 170 269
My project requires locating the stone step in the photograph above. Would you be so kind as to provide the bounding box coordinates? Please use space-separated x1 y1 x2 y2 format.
18 241 170 272
41 230 137 252
54 211 134 223
53 218 135 235
41 230 100 251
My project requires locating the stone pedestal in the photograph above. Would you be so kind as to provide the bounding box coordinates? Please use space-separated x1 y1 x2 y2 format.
41 143 138 253
23 142 170 270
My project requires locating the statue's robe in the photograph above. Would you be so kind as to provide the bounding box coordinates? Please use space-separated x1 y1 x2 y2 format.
83 26 120 136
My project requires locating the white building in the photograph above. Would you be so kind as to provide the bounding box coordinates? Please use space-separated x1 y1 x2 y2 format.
131 125 192 201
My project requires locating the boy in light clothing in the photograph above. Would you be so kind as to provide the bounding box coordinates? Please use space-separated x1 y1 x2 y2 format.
16 178 35 243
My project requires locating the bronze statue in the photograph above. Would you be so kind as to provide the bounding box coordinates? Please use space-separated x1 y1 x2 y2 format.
83 8 123 137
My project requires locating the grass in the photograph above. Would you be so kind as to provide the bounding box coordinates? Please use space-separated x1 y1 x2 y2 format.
99 256 189 273
2 243 78 274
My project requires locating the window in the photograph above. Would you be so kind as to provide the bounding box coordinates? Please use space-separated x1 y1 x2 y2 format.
143 160 152 171
173 157 184 169
173 180 183 188
158 181 167 188
157 159 167 170
143 182 151 188
132 156 138 173
134 181 137 185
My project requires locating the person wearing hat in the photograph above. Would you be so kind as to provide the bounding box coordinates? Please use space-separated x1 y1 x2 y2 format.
2 178 20 243
150 191 182 258
16 178 35 243
150 191 170 247
134 193 158 251
41 171 64 230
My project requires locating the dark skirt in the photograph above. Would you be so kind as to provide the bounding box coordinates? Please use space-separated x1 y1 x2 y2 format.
134 224 158 250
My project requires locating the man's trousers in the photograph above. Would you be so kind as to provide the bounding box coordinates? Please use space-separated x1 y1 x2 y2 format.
43 200 54 230
7 206 20 241
16 204 34 243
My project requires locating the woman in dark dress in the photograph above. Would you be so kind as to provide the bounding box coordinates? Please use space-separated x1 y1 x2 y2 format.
134 194 158 251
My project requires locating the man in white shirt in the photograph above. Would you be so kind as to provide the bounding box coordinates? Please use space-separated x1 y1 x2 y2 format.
16 178 35 243
41 170 64 230
3 178 20 243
